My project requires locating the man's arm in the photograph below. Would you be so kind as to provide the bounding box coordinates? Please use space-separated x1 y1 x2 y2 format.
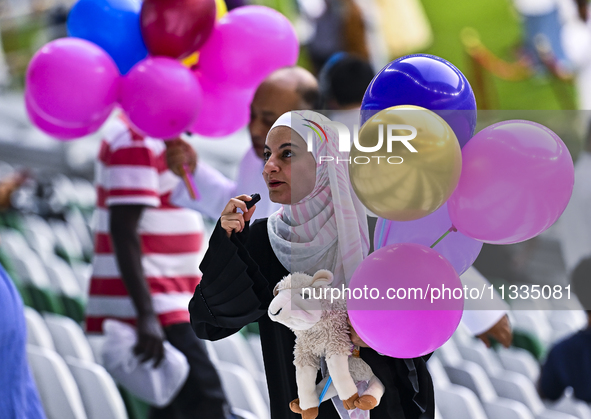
110 205 164 366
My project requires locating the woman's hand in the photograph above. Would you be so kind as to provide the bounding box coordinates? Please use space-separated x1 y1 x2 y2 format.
348 317 369 348
221 195 256 238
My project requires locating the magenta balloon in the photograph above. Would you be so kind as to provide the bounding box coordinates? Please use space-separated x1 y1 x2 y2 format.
26 38 119 128
189 72 252 137
374 203 483 276
119 56 203 138
448 120 575 244
198 5 299 89
348 243 464 358
25 94 104 140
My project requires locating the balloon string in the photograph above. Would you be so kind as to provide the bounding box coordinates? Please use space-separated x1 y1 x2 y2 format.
430 225 457 249
181 164 200 201
376 219 391 250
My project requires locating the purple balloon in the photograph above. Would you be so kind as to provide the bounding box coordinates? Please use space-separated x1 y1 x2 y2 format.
448 120 575 244
348 243 464 358
361 54 477 148
25 38 119 129
25 94 105 140
119 56 203 138
374 203 483 275
198 5 299 89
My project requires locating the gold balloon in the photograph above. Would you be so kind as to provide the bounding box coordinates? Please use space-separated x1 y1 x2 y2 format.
349 105 462 221
215 0 228 20
181 0 226 68
181 52 200 68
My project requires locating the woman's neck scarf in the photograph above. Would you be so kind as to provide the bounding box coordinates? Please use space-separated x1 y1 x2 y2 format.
267 110 370 288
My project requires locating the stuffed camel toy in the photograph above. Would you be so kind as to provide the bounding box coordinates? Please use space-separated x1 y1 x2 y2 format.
268 269 385 419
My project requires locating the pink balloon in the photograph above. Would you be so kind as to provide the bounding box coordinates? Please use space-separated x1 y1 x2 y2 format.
198 5 299 89
348 243 464 359
25 94 104 140
26 38 119 128
375 203 483 276
189 72 251 137
448 120 574 244
119 56 203 138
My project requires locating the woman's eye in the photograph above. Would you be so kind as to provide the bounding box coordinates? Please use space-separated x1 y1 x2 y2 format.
263 152 271 161
301 293 309 300
283 150 292 158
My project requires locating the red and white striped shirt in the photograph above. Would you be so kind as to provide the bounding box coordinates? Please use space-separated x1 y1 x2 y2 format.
86 118 205 333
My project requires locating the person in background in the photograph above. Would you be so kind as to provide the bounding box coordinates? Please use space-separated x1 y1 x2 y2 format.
85 116 231 419
306 0 369 72
0 171 28 210
538 256 591 402
0 246 46 418
318 52 375 112
559 121 591 275
167 66 319 221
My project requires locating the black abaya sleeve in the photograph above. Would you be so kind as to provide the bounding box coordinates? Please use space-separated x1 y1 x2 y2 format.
189 220 273 341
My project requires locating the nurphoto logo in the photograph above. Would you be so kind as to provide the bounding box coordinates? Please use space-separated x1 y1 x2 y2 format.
304 120 418 164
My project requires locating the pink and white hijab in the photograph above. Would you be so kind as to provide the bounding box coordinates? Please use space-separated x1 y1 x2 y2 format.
267 110 370 288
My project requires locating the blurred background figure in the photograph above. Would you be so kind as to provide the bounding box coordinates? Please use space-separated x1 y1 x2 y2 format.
0 170 27 210
559 120 591 275
538 256 591 403
305 0 369 72
371 0 432 60
511 0 574 74
86 116 232 419
318 52 375 111
561 0 591 108
0 236 46 419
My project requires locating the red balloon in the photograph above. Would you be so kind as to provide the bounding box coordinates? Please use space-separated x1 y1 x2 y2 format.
140 0 216 59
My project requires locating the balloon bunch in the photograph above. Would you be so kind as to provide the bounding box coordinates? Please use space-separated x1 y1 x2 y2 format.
347 54 575 359
25 0 299 141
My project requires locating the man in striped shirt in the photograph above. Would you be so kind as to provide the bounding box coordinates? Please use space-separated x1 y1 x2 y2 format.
86 116 231 418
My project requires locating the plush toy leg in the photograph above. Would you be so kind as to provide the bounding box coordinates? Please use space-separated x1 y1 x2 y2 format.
355 374 385 410
296 365 321 411
326 355 359 409
289 400 319 419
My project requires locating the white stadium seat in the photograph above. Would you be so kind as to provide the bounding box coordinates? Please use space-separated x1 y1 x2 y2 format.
211 333 269 404
435 384 488 419
27 345 88 419
216 361 270 419
66 357 128 419
444 362 497 403
44 313 95 363
483 398 536 419
24 306 55 350
497 347 540 383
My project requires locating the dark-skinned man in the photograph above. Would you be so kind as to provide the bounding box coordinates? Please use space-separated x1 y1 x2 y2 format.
85 115 232 419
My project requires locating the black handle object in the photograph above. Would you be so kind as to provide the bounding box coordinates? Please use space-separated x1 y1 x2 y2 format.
245 193 261 210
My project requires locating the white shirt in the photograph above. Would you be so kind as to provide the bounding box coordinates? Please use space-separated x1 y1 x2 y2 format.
559 151 591 273
171 147 281 221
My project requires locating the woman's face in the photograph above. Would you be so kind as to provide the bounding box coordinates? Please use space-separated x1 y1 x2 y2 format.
263 126 317 204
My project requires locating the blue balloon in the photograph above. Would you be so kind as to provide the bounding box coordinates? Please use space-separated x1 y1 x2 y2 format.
67 0 148 74
361 54 477 148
